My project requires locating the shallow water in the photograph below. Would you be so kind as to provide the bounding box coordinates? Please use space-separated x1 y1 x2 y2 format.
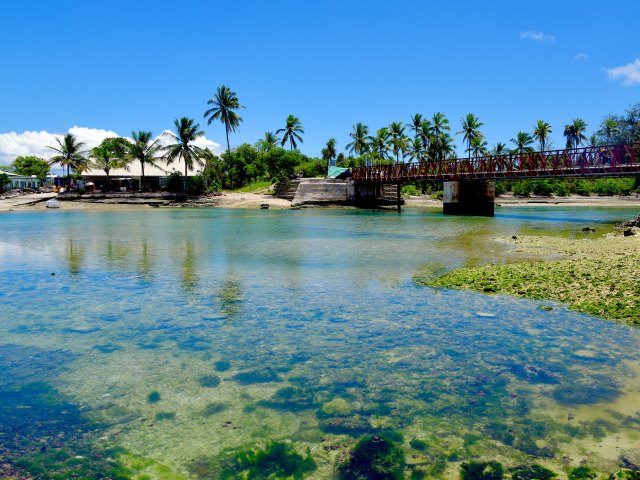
1 206 639 478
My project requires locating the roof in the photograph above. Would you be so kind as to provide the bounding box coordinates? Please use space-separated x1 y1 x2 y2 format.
83 157 202 178
327 166 350 179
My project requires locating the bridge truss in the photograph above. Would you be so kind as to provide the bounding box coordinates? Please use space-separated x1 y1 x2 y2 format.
351 143 640 183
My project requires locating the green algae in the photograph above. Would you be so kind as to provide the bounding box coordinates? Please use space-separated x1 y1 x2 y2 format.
198 375 221 388
156 412 176 421
460 461 504 480
568 466 599 479
419 236 640 325
214 360 231 372
202 402 228 416
510 464 557 479
232 367 282 385
217 441 316 479
147 391 161 403
338 435 405 480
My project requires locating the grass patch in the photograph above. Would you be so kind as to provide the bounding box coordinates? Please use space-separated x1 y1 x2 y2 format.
232 181 274 194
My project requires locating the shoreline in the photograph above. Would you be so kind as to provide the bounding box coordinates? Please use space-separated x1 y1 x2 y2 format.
2 191 640 212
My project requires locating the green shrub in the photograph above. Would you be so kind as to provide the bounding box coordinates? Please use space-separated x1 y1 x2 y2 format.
553 182 570 196
432 190 444 200
576 180 592 196
167 171 184 192
531 180 554 196
402 184 422 196
513 181 532 197
593 178 634 196
187 174 207 195
494 181 509 196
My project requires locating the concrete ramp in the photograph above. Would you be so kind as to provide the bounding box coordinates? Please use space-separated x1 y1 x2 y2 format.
292 178 354 206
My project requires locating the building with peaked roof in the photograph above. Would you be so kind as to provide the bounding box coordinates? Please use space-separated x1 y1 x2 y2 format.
82 157 203 191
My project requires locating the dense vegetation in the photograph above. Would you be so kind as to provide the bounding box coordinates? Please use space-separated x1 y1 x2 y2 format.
2 84 639 194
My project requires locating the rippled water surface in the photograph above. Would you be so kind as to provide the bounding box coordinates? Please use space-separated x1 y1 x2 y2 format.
1 207 639 478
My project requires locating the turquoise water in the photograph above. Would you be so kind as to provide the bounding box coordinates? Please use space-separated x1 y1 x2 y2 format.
1 207 639 478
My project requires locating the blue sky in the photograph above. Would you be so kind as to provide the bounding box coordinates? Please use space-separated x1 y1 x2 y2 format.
0 0 638 163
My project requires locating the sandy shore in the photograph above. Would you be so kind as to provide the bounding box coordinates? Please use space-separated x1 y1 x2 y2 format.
0 192 292 212
2 191 640 213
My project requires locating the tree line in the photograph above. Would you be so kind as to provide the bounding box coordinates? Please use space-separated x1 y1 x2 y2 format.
2 85 639 193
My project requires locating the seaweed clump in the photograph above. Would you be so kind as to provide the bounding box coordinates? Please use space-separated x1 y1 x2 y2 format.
147 391 161 403
199 375 221 388
219 441 316 479
338 435 405 480
510 464 557 479
460 461 504 480
609 470 640 480
568 466 598 479
259 387 317 411
232 368 281 385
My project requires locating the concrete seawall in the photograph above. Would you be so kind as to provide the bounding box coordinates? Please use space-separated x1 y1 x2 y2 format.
292 178 354 206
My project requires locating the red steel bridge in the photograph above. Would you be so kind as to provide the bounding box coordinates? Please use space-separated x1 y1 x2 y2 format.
351 143 640 184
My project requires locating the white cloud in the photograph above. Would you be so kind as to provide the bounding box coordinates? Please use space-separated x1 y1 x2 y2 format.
0 126 222 166
606 58 640 86
574 52 588 61
520 31 556 43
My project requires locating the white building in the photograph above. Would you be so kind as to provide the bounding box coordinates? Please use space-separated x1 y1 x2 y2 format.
2 171 42 190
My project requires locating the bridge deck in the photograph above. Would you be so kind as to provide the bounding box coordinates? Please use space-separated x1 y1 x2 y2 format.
352 143 640 183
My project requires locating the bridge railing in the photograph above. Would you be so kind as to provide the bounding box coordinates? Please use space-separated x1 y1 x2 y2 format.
351 143 640 182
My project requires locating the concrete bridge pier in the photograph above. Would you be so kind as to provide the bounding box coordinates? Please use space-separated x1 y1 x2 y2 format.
443 180 495 216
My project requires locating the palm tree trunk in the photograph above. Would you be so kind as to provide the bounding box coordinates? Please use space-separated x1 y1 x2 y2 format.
141 162 146 192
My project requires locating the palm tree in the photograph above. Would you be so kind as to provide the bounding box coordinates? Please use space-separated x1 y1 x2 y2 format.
491 142 508 155
431 112 450 137
409 114 423 139
346 123 370 157
405 138 425 163
533 120 552 152
48 133 86 185
388 121 407 163
89 138 130 191
277 115 304 150
204 85 244 160
257 131 280 152
163 117 206 183
129 131 162 191
369 128 391 166
457 113 484 160
510 131 535 155
418 120 433 151
470 136 488 157
563 118 588 149
321 138 337 167
598 118 620 144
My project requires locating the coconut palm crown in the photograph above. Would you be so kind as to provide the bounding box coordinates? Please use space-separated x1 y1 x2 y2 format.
346 123 370 157
277 115 304 150
204 85 244 159
533 120 552 152
163 117 206 179
47 133 87 182
563 118 588 149
129 131 163 191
